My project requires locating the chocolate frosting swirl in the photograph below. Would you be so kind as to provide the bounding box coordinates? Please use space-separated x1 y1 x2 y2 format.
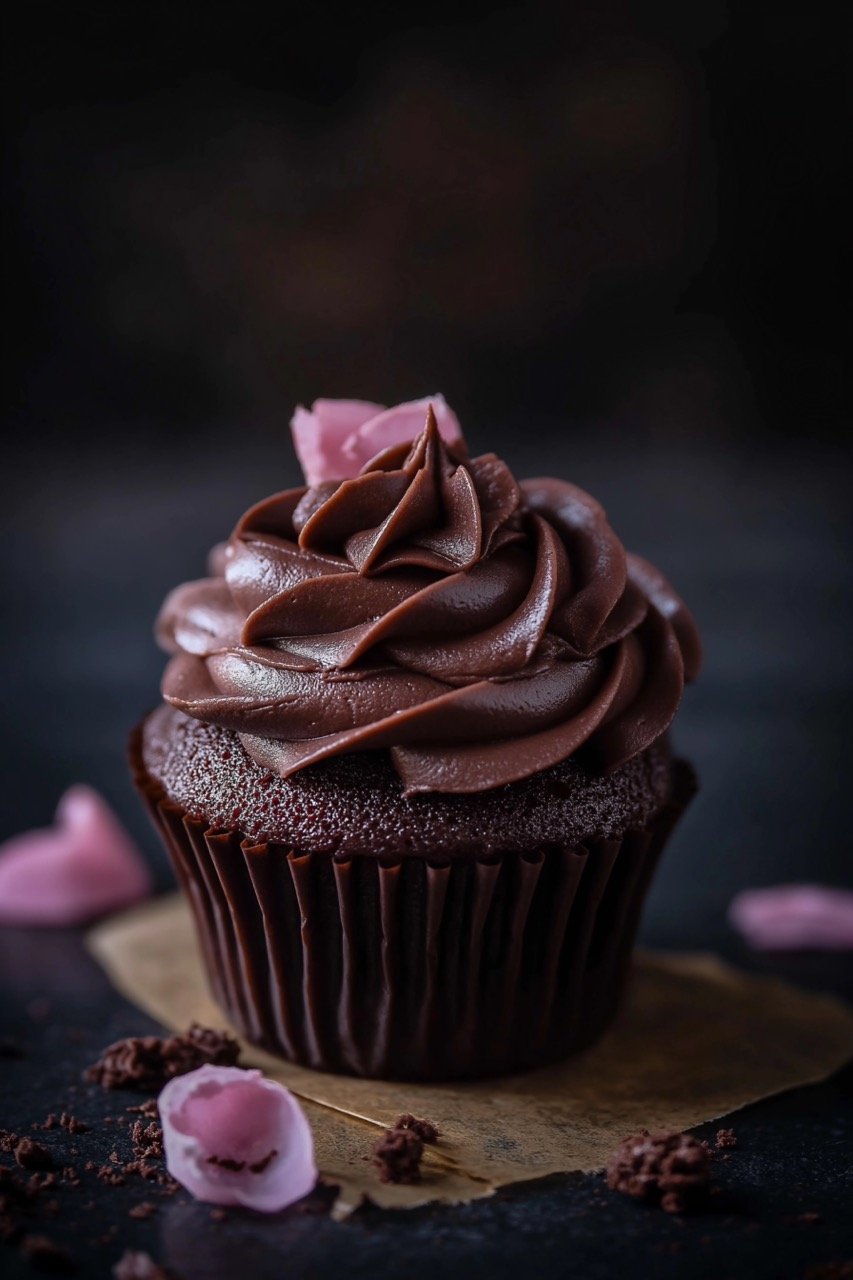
157 409 701 794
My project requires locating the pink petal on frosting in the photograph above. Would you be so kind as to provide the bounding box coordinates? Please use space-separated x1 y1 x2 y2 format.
291 398 384 486
728 884 853 951
290 395 462 485
0 786 152 927
159 1065 317 1212
340 394 462 471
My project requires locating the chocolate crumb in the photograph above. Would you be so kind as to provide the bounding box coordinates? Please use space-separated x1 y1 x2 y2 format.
793 1210 825 1226
21 1234 75 1273
126 1100 159 1119
606 1130 711 1214
714 1127 737 1150
33 1115 59 1131
15 1138 54 1171
112 1249 173 1280
0 1128 19 1154
131 1120 164 1162
86 1024 240 1091
394 1114 439 1143
60 1114 88 1135
28 1173 58 1194
129 1201 157 1220
372 1128 423 1184
96 1166 126 1187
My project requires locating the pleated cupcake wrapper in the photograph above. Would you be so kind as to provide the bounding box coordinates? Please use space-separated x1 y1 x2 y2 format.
130 727 695 1080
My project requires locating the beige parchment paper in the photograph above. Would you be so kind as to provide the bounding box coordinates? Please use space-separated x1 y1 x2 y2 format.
87 894 853 1217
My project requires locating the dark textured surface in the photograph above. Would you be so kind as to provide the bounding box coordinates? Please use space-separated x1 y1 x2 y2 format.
0 949 851 1280
141 705 674 854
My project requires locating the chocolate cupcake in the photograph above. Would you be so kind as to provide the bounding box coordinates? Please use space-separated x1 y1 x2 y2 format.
131 396 701 1080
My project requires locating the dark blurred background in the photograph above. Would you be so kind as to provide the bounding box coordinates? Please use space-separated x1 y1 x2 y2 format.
2 1 850 959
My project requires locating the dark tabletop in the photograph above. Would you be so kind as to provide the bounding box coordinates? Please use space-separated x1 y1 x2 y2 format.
2 427 852 1278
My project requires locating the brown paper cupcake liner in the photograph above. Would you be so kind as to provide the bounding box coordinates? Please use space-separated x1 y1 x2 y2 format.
130 726 696 1080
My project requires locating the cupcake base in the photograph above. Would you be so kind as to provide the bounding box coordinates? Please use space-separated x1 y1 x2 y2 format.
130 723 695 1080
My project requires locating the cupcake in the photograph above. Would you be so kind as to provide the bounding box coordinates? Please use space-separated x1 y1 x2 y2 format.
131 396 700 1080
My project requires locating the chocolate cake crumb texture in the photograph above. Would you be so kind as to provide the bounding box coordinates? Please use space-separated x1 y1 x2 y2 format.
606 1130 711 1213
372 1128 424 1184
714 1127 737 1149
144 705 674 856
131 1121 164 1162
85 1024 240 1090
394 1114 439 1143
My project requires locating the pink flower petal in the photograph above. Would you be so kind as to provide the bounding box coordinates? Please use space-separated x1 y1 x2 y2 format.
340 394 462 471
728 884 853 951
0 786 152 927
159 1065 317 1212
290 395 463 485
291 399 384 486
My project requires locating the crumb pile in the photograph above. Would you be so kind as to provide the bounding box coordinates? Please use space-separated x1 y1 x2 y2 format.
85 1025 240 1090
606 1129 711 1214
372 1114 440 1185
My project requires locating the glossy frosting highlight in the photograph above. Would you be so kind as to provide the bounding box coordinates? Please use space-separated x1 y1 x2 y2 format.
157 402 700 794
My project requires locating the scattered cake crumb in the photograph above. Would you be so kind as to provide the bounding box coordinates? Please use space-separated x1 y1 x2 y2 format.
714 1127 737 1150
394 1114 439 1143
372 1129 424 1184
126 1101 159 1119
605 1129 711 1213
0 1128 19 1154
131 1121 164 1162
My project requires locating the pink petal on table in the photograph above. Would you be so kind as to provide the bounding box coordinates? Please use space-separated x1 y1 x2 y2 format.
728 884 853 951
0 786 152 927
159 1065 317 1212
291 395 462 485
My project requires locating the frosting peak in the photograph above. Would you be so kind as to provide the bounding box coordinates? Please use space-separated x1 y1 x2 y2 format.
157 399 700 794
